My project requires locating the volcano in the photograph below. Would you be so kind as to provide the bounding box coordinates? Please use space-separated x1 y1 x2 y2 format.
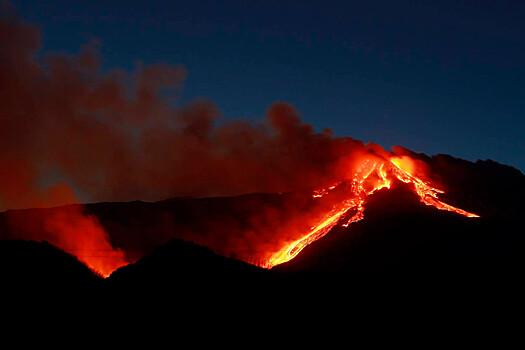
3 12 524 295
1 152 524 294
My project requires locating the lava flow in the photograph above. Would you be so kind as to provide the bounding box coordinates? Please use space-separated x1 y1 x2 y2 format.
263 155 479 268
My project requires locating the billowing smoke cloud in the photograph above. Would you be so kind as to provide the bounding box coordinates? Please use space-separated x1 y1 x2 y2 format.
1 12 387 274
0 14 369 211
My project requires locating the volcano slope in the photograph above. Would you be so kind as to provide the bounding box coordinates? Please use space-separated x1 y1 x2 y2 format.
0 155 524 293
272 155 525 281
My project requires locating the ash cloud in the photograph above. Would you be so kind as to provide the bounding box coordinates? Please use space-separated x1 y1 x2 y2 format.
0 14 370 211
0 12 382 273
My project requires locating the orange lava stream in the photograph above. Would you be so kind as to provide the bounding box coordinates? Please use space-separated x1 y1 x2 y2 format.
264 156 479 268
390 158 480 218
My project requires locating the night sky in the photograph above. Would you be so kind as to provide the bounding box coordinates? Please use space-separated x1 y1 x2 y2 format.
12 0 525 171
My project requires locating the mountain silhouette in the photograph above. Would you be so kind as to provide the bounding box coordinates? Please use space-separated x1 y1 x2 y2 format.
1 155 524 295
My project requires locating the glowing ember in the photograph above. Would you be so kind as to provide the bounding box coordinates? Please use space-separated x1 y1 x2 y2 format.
263 155 479 268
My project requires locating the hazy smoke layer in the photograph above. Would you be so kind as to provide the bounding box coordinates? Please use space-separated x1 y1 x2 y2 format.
0 14 370 211
0 12 388 274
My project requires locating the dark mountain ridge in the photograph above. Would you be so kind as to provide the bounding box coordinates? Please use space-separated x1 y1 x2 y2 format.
0 155 524 294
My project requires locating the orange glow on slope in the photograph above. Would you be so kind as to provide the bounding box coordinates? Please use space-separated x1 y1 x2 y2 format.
390 156 479 218
5 186 129 278
43 206 128 277
264 155 479 268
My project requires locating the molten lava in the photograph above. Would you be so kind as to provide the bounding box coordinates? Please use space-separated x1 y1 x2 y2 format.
264 155 479 268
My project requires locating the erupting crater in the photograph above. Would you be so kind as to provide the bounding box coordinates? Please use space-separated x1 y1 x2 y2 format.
262 155 479 268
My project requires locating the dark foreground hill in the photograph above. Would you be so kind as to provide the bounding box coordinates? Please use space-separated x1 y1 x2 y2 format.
108 239 270 289
0 240 102 292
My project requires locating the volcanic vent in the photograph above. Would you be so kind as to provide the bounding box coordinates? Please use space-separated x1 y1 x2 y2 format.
260 153 479 269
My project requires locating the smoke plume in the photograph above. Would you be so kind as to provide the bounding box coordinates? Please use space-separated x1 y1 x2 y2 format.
0 12 386 274
0 14 373 211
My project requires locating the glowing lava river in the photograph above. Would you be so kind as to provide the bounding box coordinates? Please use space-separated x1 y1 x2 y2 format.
262 155 479 269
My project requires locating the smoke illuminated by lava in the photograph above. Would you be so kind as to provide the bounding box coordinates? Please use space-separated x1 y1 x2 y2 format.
0 12 479 277
5 202 128 277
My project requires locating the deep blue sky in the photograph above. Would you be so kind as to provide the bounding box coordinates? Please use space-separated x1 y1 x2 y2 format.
13 0 525 171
